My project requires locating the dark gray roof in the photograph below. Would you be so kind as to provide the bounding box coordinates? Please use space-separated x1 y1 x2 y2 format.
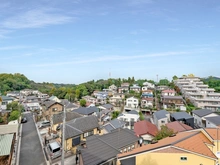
205 116 220 126
128 110 139 115
192 109 213 117
81 128 139 165
171 112 193 120
41 100 63 109
63 116 99 139
0 96 14 101
52 112 82 125
153 110 169 120
162 96 183 100
100 104 113 109
103 124 115 133
73 107 99 115
60 99 78 110
81 135 119 165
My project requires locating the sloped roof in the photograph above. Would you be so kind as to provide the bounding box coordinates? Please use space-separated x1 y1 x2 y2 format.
73 107 99 115
0 96 14 101
119 130 217 160
127 110 139 115
41 100 63 109
103 119 126 133
0 124 18 135
134 120 158 137
192 109 213 117
205 128 220 140
0 134 14 156
162 89 175 93
153 110 169 120
171 112 193 120
205 116 220 126
81 135 120 165
100 104 113 109
52 111 82 125
166 121 193 133
63 116 99 139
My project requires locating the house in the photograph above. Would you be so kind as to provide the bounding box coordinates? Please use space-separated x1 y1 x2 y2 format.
192 109 218 128
0 96 14 110
161 96 185 110
109 84 118 92
141 98 154 108
98 104 114 111
81 96 96 104
51 111 82 131
103 118 126 133
126 97 139 109
117 110 140 130
49 95 61 103
0 124 18 165
60 99 78 112
134 120 158 144
161 89 176 96
170 112 194 128
156 85 169 91
153 110 170 129
109 93 125 106
205 115 220 128
22 101 41 111
6 91 20 99
130 85 141 93
166 121 193 133
78 128 140 165
142 82 155 89
41 100 64 120
118 83 130 93
73 107 99 116
61 115 100 154
118 129 220 165
141 91 153 98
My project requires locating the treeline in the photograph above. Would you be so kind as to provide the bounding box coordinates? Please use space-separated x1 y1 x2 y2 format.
0 73 155 101
202 76 220 92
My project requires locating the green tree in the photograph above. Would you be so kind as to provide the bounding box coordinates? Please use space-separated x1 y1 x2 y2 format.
172 75 178 80
154 125 174 140
139 111 145 121
7 101 24 111
80 99 86 107
8 110 20 121
0 117 3 123
111 111 120 119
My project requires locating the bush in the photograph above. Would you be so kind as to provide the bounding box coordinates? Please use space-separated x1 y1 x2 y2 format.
8 110 20 121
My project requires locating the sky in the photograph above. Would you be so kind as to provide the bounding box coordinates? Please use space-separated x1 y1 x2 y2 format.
0 0 220 84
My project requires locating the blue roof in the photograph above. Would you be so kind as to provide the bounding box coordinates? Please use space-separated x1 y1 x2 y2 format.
171 112 193 120
153 110 169 120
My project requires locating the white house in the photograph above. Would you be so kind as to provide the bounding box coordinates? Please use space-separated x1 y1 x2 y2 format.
153 110 170 130
126 97 139 109
109 84 118 92
161 89 176 96
117 110 139 129
192 109 218 128
143 82 155 89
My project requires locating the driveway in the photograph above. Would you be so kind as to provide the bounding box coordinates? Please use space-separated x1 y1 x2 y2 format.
19 112 46 165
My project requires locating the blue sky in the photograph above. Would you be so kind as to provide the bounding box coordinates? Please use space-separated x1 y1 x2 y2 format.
0 0 220 84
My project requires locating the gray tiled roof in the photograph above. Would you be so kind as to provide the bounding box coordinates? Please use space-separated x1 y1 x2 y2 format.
192 109 213 117
81 135 119 165
171 112 193 120
73 107 99 115
205 116 220 126
81 128 139 165
103 124 115 133
63 116 99 140
101 104 113 109
103 119 126 133
41 100 63 109
52 111 82 125
153 110 169 120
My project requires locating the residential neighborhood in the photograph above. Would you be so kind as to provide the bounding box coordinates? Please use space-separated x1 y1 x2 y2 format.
1 75 220 165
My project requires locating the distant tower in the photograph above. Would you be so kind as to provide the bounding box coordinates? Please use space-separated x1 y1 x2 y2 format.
109 68 111 78
156 74 158 83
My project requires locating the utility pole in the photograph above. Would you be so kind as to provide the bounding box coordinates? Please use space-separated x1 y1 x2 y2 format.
61 105 66 165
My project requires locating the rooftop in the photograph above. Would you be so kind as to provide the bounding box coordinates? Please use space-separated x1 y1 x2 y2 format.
192 109 213 117
134 120 158 137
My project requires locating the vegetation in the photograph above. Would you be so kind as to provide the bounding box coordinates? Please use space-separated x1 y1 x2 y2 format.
79 99 86 107
139 111 145 121
154 125 174 140
111 111 120 119
0 117 3 123
202 76 220 92
7 101 24 111
8 110 20 121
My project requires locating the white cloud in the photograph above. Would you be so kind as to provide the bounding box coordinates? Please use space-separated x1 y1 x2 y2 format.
2 8 74 29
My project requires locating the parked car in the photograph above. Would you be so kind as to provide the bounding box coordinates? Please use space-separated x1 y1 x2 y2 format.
39 121 50 128
21 117 27 123
48 141 61 159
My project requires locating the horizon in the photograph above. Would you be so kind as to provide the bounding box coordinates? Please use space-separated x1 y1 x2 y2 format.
0 0 220 84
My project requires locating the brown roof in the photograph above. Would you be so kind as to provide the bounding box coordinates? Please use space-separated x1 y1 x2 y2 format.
118 130 217 160
205 128 220 140
166 121 193 133
134 120 158 137
141 98 154 101
162 89 175 93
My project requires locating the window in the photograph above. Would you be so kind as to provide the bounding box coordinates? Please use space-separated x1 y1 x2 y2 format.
52 107 58 111
180 157 187 161
83 130 94 138
161 120 165 123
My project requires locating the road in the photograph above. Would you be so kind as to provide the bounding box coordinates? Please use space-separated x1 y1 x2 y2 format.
19 112 46 165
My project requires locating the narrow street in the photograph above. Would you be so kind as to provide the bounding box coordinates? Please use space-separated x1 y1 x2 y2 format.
19 112 46 165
